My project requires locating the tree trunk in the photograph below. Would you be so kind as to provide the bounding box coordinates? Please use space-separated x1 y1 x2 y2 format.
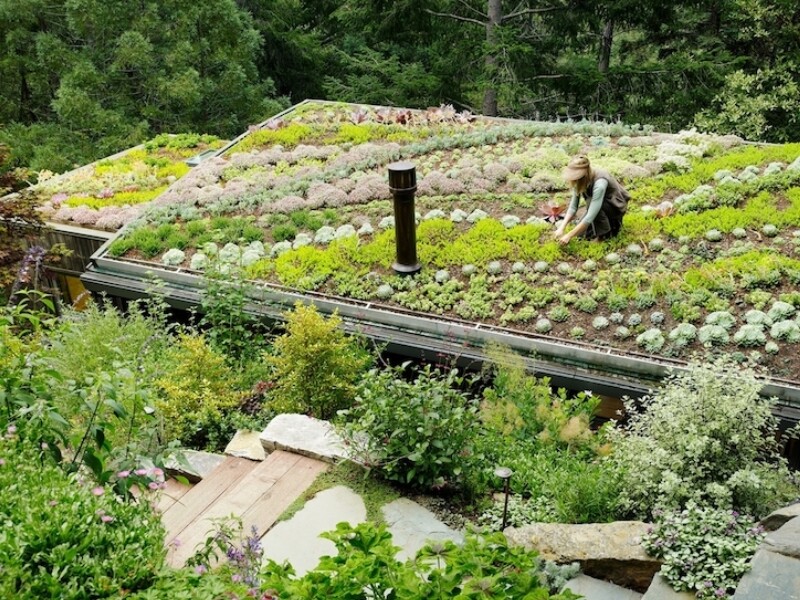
598 18 614 74
707 0 721 35
483 0 502 116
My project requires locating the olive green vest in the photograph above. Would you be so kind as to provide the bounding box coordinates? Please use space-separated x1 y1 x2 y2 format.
583 168 630 213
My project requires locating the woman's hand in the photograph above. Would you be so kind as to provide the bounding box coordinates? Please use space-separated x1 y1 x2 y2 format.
558 233 571 245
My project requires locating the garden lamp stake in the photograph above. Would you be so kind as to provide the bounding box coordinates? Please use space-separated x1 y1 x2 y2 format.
494 466 513 531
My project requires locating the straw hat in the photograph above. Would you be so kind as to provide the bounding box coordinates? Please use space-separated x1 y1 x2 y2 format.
563 155 591 181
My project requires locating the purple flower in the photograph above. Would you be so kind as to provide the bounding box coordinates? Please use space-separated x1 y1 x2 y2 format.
194 564 207 575
101 515 114 523
0 459 5 467
117 470 130 479
715 588 727 597
148 481 159 490
7 424 17 435
91 486 104 496
134 468 148 476
48 500 58 507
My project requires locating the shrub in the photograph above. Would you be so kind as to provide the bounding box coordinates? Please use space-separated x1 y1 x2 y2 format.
612 357 800 519
0 438 166 599
155 333 240 446
268 304 372 420
339 365 480 489
643 503 765 599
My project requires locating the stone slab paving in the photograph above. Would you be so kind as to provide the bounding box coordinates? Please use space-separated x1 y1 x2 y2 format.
261 485 366 576
564 574 642 600
381 498 465 562
225 430 266 461
641 573 696 599
732 549 800 599
260 414 348 463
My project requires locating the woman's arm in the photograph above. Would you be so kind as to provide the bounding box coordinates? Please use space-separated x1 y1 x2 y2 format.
558 179 608 244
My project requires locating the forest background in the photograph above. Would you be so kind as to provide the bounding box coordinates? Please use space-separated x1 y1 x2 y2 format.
1 0 798 187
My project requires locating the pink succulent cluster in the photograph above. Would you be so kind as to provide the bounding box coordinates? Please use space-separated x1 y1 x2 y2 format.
307 182 348 207
270 195 311 214
482 163 511 182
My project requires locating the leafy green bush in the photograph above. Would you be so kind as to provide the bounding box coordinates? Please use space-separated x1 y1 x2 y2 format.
643 503 765 599
268 303 372 419
612 356 800 519
262 522 581 599
155 333 240 447
0 437 166 599
340 364 480 489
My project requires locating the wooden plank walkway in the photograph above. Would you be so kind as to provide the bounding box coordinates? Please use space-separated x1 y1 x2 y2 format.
160 450 328 566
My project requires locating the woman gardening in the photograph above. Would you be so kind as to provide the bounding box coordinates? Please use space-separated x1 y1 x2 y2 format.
554 155 630 245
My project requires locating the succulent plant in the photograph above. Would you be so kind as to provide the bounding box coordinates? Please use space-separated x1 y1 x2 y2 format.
534 261 550 273
668 323 697 348
762 224 778 237
376 284 394 299
466 209 488 223
511 261 527 273
637 328 665 352
705 311 736 330
487 261 503 274
767 301 795 322
770 320 800 342
705 229 723 242
219 243 242 264
379 216 395 229
650 311 666 325
731 228 747 239
627 313 643 326
500 215 521 228
582 259 597 272
314 226 336 244
189 252 208 271
765 341 779 354
605 252 621 264
547 305 570 322
609 312 624 324
733 324 767 347
556 262 572 275
450 209 469 223
592 316 610 330
161 248 185 266
614 326 631 339
535 318 553 333
462 264 477 276
570 326 586 339
698 324 729 346
435 269 451 283
647 238 665 252
424 209 446 220
744 309 772 327
626 243 643 257
270 241 292 257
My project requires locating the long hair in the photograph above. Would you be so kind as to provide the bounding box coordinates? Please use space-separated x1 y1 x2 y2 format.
570 168 594 196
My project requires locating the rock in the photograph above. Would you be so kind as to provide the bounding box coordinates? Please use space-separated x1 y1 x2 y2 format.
381 498 464 562
760 502 800 532
260 414 347 463
164 449 226 483
224 430 266 461
642 573 696 599
732 549 800 599
564 574 642 600
505 521 660 592
261 486 366 576
764 515 800 559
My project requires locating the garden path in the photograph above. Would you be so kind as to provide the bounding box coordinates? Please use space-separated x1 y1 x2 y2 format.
159 451 328 567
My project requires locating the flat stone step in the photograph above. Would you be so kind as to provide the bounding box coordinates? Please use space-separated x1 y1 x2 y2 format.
261 485 366 576
641 573 696 599
564 574 643 600
164 449 226 483
381 498 464 562
732 549 800 599
225 430 266 461
260 414 348 463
